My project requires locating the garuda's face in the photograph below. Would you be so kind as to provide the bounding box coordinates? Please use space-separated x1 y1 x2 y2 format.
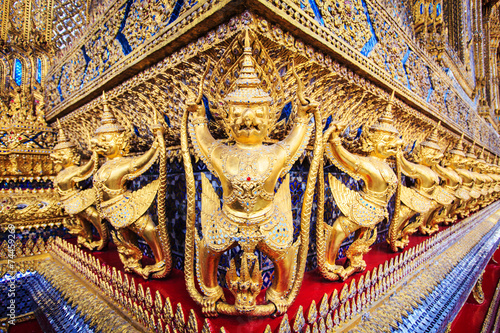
50 148 75 168
371 131 402 159
420 146 442 167
91 132 124 158
227 104 269 145
447 153 465 169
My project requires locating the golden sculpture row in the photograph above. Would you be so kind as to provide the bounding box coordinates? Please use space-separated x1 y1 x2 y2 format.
51 29 500 318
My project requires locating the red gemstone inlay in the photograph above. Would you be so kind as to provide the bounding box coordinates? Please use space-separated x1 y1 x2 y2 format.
247 177 251 181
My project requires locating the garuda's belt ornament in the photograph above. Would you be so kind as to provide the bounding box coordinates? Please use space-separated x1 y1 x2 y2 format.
317 91 402 281
181 29 323 317
92 92 172 279
51 120 109 251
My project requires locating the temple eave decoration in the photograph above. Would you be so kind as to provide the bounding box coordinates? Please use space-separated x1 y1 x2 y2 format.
4 0 500 332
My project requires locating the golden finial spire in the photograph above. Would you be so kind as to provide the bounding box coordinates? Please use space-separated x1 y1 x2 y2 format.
421 121 441 150
95 91 125 134
370 90 399 134
224 29 273 105
53 118 76 150
466 141 476 158
449 133 465 157
477 146 486 162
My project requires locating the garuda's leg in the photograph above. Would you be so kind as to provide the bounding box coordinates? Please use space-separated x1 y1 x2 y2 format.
129 213 169 279
74 215 93 250
343 227 377 278
419 202 442 235
260 242 299 315
434 201 456 225
197 238 228 317
79 205 108 251
324 215 358 280
391 204 416 251
114 227 144 276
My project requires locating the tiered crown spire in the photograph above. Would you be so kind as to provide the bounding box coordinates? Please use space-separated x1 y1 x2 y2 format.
420 121 441 150
95 91 125 134
224 29 273 105
369 91 399 134
449 133 465 157
477 147 486 162
53 119 76 150
465 141 476 159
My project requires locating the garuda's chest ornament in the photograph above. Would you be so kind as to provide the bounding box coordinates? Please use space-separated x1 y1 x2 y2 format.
220 144 276 213
181 28 323 317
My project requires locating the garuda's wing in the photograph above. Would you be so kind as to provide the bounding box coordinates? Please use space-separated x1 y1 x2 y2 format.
328 173 357 219
102 179 159 228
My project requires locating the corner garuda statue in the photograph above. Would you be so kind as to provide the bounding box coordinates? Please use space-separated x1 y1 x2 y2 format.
51 120 109 251
435 134 472 220
388 123 452 251
316 91 402 281
91 93 171 279
181 29 323 317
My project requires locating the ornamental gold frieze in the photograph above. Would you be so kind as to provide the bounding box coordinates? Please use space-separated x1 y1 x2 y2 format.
46 3 499 154
45 0 212 116
0 188 66 224
55 15 479 164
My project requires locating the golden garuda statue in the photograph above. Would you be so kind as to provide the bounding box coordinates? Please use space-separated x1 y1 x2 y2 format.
492 157 500 200
388 123 452 251
464 144 484 213
487 156 500 201
452 140 481 218
474 148 495 207
434 134 471 221
316 92 402 281
51 120 109 251
180 29 323 317
431 134 469 225
91 93 171 279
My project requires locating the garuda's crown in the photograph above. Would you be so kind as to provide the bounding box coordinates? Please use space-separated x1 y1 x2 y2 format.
95 91 125 134
53 119 76 150
224 29 273 106
370 91 399 135
420 121 441 150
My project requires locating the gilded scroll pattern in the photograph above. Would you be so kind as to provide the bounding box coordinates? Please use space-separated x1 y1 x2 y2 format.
45 0 180 108
319 0 374 52
52 0 87 50
45 1 500 152
58 14 460 156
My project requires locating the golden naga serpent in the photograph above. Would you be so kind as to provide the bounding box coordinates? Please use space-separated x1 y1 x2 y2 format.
153 107 173 278
388 151 403 252
181 60 324 316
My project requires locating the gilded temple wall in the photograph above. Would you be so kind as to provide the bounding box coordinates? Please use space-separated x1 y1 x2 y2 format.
31 0 500 289
46 0 499 154
4 0 500 330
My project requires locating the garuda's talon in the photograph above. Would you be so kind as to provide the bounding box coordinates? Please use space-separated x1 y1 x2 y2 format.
266 289 288 316
150 261 168 279
90 239 106 251
201 295 222 317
